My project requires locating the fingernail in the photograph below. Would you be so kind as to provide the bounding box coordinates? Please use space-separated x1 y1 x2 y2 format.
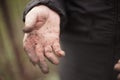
54 60 59 65
22 26 33 33
42 69 49 74
61 51 65 56
57 51 65 57
58 51 65 57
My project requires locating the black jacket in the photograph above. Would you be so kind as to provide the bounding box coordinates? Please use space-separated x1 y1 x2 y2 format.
23 0 120 44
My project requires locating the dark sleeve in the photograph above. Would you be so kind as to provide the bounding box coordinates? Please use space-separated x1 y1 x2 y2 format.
23 0 67 29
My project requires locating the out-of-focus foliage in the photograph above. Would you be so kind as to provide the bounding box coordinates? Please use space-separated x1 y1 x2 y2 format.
0 0 59 80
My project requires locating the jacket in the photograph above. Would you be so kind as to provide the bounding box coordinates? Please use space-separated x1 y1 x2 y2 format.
23 0 120 44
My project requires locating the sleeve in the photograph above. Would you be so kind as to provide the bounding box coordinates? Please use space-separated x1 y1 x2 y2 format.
23 0 67 30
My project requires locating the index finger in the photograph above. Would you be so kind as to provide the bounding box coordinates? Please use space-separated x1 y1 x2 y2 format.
35 44 49 74
23 33 39 64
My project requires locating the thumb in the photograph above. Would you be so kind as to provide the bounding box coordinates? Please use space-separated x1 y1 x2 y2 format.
23 11 38 33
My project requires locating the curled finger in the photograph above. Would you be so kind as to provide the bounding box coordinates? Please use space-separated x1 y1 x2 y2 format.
35 44 49 74
52 41 65 57
23 38 38 64
44 46 59 65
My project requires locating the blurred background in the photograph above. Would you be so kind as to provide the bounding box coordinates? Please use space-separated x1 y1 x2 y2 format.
0 0 59 80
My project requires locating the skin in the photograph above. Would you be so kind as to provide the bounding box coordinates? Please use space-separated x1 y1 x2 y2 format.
23 5 65 74
23 5 120 78
114 60 120 80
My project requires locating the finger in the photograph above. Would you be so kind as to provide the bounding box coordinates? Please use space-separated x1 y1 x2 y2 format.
35 44 49 74
44 46 59 65
35 17 47 30
52 41 65 57
114 63 120 71
117 74 120 80
23 11 38 33
23 40 39 63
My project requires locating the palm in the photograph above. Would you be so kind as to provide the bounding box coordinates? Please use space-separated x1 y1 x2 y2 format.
23 5 65 73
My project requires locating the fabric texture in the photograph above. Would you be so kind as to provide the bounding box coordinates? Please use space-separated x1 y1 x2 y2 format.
59 34 120 80
23 0 66 30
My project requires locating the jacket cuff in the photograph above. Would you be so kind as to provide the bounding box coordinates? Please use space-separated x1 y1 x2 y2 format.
23 0 66 29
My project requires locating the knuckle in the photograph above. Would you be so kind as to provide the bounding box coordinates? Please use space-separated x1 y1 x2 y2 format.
53 43 60 48
40 55 45 60
45 53 52 58
45 46 52 53
55 49 60 53
46 50 52 53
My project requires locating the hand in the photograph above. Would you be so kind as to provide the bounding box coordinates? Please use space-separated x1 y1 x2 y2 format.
114 60 120 79
23 5 65 73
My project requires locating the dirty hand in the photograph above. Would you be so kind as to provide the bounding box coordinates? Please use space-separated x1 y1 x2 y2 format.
23 5 65 73
114 60 120 80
